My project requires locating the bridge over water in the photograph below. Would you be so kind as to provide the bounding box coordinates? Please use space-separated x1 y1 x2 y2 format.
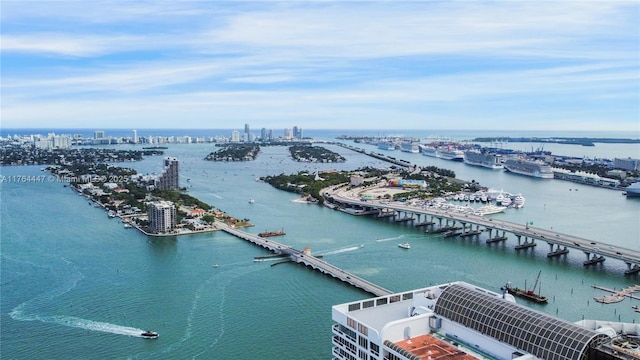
215 222 392 297
322 187 640 275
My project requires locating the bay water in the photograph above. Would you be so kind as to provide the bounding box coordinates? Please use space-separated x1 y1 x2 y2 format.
1 130 639 359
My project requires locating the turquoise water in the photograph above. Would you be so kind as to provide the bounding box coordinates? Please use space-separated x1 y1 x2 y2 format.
1 135 639 359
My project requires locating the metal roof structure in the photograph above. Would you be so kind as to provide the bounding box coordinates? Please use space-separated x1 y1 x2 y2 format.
434 283 609 360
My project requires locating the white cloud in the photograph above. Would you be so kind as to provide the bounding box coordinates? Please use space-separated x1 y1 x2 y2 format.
1 1 637 130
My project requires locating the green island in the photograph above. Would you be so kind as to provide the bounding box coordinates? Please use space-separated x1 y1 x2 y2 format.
205 144 260 161
288 145 346 163
261 166 481 204
0 147 164 166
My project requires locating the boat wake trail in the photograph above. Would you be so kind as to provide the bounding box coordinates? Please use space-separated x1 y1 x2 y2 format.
375 235 406 243
8 257 146 338
15 313 145 337
211 193 223 199
316 245 364 256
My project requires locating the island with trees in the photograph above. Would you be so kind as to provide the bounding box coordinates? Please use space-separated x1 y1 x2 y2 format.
205 144 260 161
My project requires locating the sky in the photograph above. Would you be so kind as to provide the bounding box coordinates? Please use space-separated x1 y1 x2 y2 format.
1 1 639 132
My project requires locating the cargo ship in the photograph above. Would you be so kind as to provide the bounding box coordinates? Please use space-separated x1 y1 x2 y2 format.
503 158 554 179
463 150 504 169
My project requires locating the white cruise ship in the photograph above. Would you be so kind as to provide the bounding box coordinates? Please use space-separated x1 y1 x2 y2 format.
377 141 395 151
332 281 638 360
463 150 503 169
436 147 464 161
503 158 554 179
625 182 640 197
399 141 419 153
419 145 438 157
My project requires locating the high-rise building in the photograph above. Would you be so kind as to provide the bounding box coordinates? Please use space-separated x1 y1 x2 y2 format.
284 128 293 140
147 201 176 234
156 157 179 190
132 129 138 144
332 281 633 360
293 126 299 139
231 130 240 142
94 130 105 139
261 128 267 141
244 123 250 137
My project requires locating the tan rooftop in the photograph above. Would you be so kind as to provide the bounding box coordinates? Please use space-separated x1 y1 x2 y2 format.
395 334 478 360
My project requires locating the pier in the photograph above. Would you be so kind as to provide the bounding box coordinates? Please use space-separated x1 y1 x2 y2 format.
216 222 392 297
592 285 640 303
323 186 640 275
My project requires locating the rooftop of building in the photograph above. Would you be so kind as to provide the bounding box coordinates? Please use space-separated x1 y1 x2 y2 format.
392 334 479 360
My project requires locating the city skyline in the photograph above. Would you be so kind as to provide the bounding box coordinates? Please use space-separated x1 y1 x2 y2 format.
1 1 638 131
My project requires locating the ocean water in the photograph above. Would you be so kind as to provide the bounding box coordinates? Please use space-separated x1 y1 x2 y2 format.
1 130 639 359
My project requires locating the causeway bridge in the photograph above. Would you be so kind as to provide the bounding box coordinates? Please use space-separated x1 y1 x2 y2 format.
215 221 392 297
322 187 640 275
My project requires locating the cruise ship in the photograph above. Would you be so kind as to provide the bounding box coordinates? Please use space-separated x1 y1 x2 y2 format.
463 150 504 169
437 147 464 161
419 145 438 157
377 141 396 151
332 281 639 360
503 158 554 179
625 182 640 197
399 141 419 153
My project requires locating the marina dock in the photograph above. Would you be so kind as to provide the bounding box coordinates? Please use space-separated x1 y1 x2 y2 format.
592 285 640 304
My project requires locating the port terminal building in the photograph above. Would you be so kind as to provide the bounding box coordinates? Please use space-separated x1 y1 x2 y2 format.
332 281 639 360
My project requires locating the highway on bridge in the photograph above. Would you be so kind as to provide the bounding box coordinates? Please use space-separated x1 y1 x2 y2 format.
323 186 640 274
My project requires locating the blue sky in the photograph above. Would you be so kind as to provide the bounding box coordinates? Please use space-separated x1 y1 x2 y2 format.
1 1 638 131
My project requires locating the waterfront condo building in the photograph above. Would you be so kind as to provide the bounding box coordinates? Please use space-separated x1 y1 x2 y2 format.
148 201 176 234
156 157 179 190
332 281 638 360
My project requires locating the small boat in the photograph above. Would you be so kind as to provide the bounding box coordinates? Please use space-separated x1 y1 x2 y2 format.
140 330 159 339
124 223 132 228
248 197 255 204
398 242 411 249
212 264 219 268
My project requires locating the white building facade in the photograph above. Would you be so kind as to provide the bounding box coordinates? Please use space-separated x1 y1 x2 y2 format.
332 282 627 360
148 201 176 234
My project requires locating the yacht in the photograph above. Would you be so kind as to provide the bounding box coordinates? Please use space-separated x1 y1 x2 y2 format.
248 197 255 204
398 242 411 249
513 194 526 208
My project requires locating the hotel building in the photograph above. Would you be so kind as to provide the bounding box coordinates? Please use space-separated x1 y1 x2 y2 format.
147 201 176 234
332 281 639 360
